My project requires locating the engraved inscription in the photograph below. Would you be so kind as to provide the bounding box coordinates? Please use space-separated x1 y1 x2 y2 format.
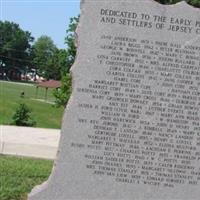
72 33 200 188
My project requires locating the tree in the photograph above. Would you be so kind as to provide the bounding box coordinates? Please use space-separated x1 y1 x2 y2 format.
53 16 79 107
155 0 200 7
0 21 34 79
32 35 57 79
53 73 72 107
12 103 36 127
47 49 68 80
57 49 68 74
64 16 79 73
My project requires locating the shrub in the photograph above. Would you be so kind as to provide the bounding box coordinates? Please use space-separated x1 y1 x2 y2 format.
12 103 36 127
53 73 72 108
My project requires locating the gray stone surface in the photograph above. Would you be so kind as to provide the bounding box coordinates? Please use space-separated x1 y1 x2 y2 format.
29 0 200 199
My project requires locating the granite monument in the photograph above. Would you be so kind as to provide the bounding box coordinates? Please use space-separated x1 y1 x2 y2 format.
29 0 200 199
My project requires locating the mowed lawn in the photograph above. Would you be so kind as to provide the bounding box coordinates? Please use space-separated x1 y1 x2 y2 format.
0 81 64 129
0 155 53 200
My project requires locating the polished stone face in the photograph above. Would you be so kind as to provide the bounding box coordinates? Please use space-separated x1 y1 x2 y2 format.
29 1 200 199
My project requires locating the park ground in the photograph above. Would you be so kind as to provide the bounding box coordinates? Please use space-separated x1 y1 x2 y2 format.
0 81 64 129
0 81 64 199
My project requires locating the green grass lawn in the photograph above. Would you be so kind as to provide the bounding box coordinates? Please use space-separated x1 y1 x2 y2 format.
0 81 64 129
0 155 53 200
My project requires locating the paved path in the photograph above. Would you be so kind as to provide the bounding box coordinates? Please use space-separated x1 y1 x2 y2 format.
0 125 60 159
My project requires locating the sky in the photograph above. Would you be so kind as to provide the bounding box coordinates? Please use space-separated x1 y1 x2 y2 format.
1 0 80 49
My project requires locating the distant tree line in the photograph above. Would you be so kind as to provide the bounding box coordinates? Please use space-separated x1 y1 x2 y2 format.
0 17 78 81
0 21 33 80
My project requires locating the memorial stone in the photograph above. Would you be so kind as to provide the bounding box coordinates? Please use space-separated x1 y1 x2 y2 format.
29 0 200 199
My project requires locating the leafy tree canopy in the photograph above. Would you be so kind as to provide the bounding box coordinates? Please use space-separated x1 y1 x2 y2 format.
53 16 79 107
64 16 79 73
53 73 72 107
32 35 58 79
0 21 34 71
155 0 200 7
46 49 68 80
